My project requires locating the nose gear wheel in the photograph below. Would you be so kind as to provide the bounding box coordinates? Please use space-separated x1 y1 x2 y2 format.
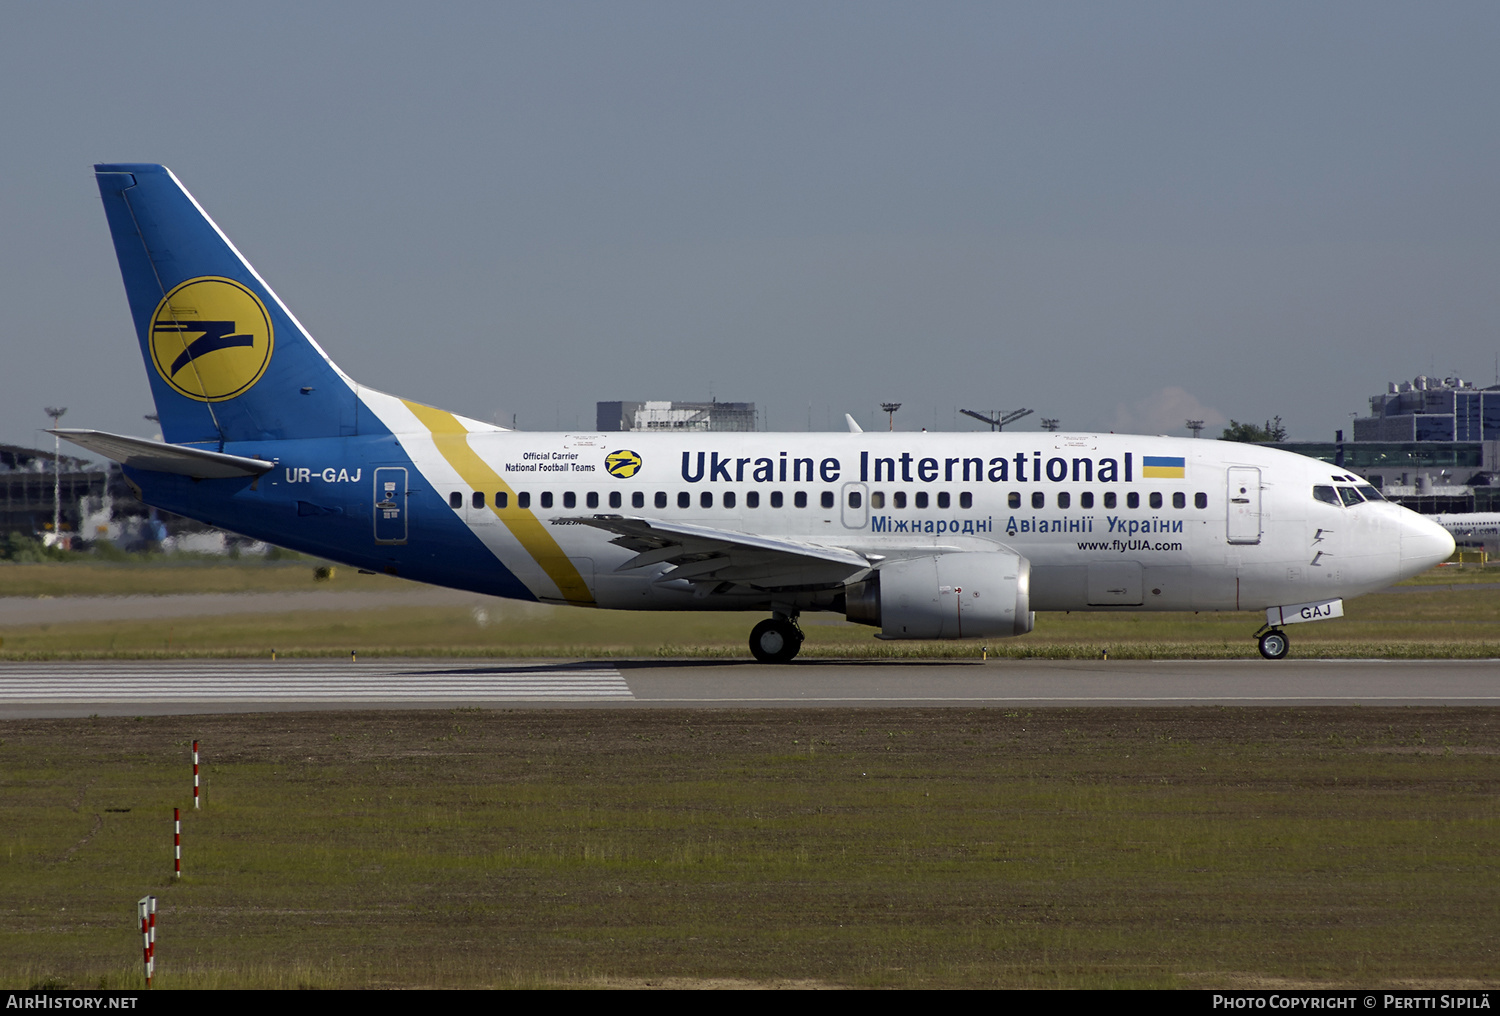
1257 628 1289 660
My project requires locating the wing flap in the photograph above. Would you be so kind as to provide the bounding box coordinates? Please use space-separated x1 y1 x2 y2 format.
554 515 871 590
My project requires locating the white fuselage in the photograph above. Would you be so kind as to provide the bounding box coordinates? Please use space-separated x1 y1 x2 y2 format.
347 389 1454 616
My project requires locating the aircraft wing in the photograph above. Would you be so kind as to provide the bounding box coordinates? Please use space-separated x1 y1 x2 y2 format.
51 429 274 479
554 515 873 590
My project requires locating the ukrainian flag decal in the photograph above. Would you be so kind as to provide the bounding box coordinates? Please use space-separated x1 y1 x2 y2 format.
1142 456 1186 479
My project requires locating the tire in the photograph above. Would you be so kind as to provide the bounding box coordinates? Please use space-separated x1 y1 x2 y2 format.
1258 629 1289 660
749 618 802 663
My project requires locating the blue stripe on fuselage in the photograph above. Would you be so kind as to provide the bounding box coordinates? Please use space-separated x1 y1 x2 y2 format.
124 430 537 602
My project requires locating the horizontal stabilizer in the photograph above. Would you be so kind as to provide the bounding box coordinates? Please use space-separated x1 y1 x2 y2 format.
51 429 274 479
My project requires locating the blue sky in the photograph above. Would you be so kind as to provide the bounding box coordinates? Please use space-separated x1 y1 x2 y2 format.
4 1 1498 448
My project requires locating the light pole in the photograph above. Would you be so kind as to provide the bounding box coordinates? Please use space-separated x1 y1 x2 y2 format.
881 403 902 431
44 407 67 546
1186 419 1204 438
959 408 1033 432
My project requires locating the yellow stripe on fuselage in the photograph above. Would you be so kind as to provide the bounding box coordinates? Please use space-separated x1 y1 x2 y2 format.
402 401 595 606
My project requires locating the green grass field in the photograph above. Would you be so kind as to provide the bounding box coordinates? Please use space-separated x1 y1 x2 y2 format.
1 558 1498 659
2 707 1496 989
0 557 400 598
3 559 1497 988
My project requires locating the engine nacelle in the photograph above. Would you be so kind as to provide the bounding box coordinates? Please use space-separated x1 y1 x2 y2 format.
844 551 1034 639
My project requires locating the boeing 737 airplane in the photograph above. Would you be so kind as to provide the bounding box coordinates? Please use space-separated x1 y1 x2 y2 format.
57 164 1455 661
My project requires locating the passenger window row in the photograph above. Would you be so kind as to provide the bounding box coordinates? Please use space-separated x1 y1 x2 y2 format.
873 490 1208 511
450 488 1211 512
450 490 598 510
999 490 1207 510
866 491 974 510
449 490 840 511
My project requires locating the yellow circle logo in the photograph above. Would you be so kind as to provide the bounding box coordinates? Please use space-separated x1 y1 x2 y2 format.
605 449 642 478
148 277 274 402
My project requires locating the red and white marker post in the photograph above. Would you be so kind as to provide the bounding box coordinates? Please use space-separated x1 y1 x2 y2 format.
137 895 156 986
173 808 181 879
192 740 200 809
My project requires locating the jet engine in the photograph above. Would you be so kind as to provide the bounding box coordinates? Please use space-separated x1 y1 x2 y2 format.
844 551 1034 639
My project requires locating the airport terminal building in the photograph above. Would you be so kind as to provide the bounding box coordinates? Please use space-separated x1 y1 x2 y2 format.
597 400 757 433
1269 375 1500 514
0 443 212 550
0 444 111 542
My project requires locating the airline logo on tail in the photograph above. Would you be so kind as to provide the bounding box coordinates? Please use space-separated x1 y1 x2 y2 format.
148 277 274 402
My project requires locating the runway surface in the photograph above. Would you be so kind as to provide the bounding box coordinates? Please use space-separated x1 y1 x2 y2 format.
1 657 1497 716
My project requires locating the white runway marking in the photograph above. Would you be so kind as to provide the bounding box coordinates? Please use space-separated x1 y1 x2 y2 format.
0 661 632 702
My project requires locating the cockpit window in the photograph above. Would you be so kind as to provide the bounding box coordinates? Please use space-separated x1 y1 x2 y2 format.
1337 486 1364 506
1357 485 1384 501
1313 485 1341 506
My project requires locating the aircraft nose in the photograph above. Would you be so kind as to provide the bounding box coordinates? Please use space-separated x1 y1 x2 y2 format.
1399 511 1456 577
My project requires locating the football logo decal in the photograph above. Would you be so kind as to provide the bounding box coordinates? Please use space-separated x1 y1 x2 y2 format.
605 449 642 478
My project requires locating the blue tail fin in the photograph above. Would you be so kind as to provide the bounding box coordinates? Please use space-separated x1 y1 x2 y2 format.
95 164 359 446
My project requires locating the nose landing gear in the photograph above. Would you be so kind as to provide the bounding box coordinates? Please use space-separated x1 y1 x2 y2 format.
1256 626 1289 660
749 613 803 663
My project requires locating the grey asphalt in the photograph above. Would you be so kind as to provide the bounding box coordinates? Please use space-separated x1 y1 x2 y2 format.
1 657 1496 718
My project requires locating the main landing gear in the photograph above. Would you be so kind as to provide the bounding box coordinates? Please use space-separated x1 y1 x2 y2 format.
1256 626 1290 660
749 613 803 663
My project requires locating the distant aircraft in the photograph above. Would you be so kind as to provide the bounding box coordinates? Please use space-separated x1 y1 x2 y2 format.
58 164 1454 662
1431 513 1500 555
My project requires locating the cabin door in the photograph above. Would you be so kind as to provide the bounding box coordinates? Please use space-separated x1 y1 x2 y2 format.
373 467 408 545
841 482 869 529
1226 467 1262 545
